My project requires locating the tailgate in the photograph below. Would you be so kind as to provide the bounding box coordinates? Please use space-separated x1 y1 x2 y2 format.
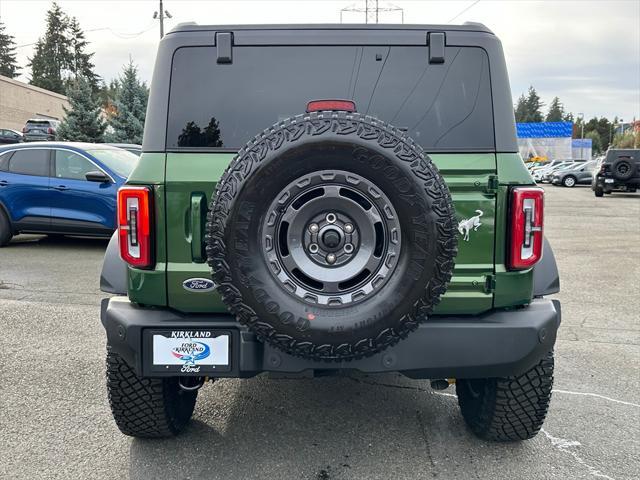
165 152 496 315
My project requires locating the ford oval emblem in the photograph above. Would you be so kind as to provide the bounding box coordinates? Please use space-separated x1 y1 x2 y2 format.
182 278 216 292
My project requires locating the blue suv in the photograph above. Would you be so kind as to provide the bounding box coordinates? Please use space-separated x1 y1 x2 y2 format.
0 142 138 246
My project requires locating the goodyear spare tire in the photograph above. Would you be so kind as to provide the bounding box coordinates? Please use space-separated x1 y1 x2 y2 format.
206 111 457 361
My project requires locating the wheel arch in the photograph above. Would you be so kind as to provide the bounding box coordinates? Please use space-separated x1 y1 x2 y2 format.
100 231 128 295
533 236 559 297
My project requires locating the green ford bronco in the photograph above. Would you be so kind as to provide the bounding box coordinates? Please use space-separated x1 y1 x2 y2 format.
100 23 561 441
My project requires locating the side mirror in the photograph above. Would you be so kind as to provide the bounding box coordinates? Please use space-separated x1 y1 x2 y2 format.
85 170 110 183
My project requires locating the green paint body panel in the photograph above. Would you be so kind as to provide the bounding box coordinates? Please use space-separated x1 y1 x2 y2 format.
492 154 536 308
126 151 536 316
126 153 169 306
165 153 233 312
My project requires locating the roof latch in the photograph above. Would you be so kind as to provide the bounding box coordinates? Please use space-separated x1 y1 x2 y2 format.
428 32 445 64
216 32 233 64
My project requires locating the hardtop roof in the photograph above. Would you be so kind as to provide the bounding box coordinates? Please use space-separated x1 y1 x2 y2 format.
168 22 493 35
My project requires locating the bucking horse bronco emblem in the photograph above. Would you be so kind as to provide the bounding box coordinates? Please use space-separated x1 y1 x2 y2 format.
458 210 483 241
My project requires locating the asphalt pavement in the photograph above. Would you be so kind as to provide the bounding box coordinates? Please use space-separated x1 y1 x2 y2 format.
0 185 638 480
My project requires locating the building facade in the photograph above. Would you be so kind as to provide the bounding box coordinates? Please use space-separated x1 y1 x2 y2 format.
516 121 574 162
0 75 69 131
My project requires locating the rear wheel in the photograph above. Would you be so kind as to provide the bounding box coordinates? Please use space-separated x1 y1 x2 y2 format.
594 186 604 197
456 351 554 441
106 346 197 438
0 209 12 247
562 176 576 187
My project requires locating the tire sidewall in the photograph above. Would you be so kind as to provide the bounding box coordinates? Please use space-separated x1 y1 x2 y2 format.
209 113 457 359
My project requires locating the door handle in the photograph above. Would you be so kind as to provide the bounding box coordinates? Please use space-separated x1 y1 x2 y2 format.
53 185 68 191
190 193 207 262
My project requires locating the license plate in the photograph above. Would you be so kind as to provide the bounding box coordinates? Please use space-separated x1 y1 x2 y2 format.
150 330 231 374
605 179 614 183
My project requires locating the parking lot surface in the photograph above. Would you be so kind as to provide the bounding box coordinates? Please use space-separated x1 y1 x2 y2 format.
1 186 638 480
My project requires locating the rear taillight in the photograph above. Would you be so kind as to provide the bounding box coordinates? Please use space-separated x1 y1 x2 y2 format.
508 187 544 270
22 127 27 133
306 99 356 113
47 127 54 134
117 186 153 268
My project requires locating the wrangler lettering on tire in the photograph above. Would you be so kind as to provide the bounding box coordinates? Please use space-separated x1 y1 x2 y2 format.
206 111 457 361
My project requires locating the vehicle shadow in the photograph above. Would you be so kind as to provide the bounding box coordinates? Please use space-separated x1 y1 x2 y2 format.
8 233 109 249
128 374 532 480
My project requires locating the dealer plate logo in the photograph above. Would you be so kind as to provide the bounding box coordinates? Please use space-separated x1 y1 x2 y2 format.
153 334 230 373
182 278 216 292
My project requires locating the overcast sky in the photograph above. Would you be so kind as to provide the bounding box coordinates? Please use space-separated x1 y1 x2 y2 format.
2 0 639 121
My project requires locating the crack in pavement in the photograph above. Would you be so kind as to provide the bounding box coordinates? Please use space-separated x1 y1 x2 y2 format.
415 410 438 477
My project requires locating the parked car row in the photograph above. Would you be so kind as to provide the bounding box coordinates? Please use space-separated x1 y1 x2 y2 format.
525 149 640 195
0 142 140 247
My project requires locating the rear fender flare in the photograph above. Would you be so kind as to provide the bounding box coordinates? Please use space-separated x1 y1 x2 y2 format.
533 236 560 296
100 231 127 295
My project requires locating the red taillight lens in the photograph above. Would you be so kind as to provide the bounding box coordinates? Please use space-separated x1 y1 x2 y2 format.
22 127 27 133
306 99 356 113
508 187 544 270
117 186 153 268
47 127 54 134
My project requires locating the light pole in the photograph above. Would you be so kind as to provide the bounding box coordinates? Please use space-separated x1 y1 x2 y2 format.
577 113 584 160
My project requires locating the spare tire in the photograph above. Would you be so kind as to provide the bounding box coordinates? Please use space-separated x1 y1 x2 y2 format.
611 158 635 181
206 111 457 361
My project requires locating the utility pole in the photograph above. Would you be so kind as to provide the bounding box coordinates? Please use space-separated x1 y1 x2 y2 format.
577 113 584 160
340 1 403 24
153 0 172 39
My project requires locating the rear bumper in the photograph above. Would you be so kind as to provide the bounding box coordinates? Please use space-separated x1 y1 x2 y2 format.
24 135 54 142
101 297 561 380
593 175 640 189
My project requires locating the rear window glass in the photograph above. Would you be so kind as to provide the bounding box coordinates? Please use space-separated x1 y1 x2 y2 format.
167 46 494 151
0 151 12 171
26 121 53 127
8 149 49 176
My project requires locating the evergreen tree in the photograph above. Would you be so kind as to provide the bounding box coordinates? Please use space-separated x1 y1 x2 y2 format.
545 97 565 122
57 76 106 142
514 94 528 123
584 130 602 154
107 61 148 144
524 86 544 123
28 2 72 93
0 21 20 78
67 16 100 93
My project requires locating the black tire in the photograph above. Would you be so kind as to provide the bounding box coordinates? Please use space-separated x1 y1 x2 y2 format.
594 186 604 197
562 175 576 188
611 158 635 181
106 346 197 438
206 111 457 362
0 208 12 247
456 351 554 442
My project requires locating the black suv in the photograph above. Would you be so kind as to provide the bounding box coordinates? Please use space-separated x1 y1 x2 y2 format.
592 149 640 196
22 118 60 142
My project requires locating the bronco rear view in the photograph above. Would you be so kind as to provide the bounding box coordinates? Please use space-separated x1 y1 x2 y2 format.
100 23 561 441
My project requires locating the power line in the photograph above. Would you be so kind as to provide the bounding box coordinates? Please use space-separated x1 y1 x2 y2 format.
447 0 481 24
16 21 157 49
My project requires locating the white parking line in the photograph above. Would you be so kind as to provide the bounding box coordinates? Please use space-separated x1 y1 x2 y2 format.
552 389 640 408
434 389 640 408
541 429 616 480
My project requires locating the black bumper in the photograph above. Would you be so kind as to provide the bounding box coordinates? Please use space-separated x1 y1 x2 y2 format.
101 297 561 379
